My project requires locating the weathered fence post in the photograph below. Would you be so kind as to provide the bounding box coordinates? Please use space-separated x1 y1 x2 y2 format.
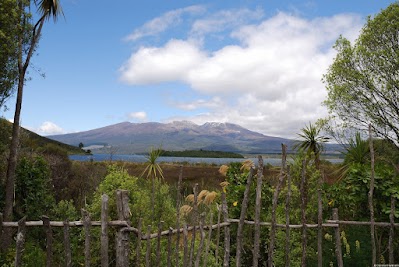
183 224 189 267
285 166 292 267
388 195 395 264
63 219 72 267
268 144 287 267
145 225 151 267
42 215 53 267
194 213 206 267
115 190 131 267
253 155 264 267
175 165 183 267
222 190 231 267
189 184 199 267
300 159 307 267
332 208 343 267
215 206 222 265
0 213 3 247
368 124 376 266
317 172 324 267
82 209 91 267
203 211 214 267
15 216 26 267
156 221 163 266
167 227 173 267
101 194 109 267
235 167 255 267
136 218 143 267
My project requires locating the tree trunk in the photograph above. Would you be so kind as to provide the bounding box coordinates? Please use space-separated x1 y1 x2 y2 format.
2 9 45 250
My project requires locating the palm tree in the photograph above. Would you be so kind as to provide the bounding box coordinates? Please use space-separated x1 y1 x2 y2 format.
294 122 330 167
3 0 64 236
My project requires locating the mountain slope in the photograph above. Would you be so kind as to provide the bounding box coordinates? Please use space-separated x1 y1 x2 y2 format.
0 118 84 154
48 121 296 154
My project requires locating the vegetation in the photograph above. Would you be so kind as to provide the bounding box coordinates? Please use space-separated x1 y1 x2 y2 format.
1 2 399 266
324 2 399 147
160 149 244 158
3 0 64 245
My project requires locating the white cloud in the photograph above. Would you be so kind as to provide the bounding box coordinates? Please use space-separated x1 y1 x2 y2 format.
190 7 264 37
127 111 147 121
125 5 205 42
120 11 363 138
36 121 65 135
172 96 223 111
119 39 206 84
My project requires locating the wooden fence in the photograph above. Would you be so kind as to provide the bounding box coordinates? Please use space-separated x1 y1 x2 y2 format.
1 135 398 266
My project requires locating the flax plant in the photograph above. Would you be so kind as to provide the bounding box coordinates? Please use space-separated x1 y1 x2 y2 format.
141 146 164 222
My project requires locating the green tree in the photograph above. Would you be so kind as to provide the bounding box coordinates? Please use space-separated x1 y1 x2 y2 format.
3 0 63 229
324 3 399 147
0 0 20 110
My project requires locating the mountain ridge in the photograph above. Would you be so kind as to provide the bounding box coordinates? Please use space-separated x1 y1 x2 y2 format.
47 121 323 154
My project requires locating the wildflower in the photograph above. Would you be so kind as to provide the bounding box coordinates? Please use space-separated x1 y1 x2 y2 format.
180 205 193 217
198 190 209 204
219 165 229 176
233 201 238 207
203 191 217 205
185 194 194 203
241 160 255 171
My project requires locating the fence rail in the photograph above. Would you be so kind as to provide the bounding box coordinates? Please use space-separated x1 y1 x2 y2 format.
1 132 398 266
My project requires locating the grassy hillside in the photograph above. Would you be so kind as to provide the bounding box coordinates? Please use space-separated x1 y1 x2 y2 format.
0 118 85 155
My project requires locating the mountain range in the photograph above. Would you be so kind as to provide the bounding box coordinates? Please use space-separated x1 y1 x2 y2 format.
47 121 337 154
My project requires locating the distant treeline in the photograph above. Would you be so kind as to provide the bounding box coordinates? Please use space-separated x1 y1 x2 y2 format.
160 149 244 158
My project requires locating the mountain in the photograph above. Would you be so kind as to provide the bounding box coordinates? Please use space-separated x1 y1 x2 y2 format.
47 121 333 154
0 118 85 155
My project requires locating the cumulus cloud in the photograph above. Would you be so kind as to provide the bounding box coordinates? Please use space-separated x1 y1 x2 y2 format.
36 121 65 135
125 5 205 42
127 111 147 121
120 9 363 138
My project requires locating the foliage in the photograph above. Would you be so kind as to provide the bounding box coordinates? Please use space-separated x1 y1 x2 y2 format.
88 165 177 265
294 122 330 166
142 146 164 180
15 155 55 220
0 0 22 110
324 2 399 147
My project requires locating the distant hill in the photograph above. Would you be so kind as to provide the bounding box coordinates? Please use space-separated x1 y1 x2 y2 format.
0 118 85 155
47 120 341 154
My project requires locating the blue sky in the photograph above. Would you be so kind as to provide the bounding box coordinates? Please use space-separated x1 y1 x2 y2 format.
1 0 396 138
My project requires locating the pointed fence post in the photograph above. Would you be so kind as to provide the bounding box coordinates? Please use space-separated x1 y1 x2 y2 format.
268 144 287 267
235 167 255 267
253 155 264 267
15 217 26 267
42 215 53 267
63 219 72 267
388 195 395 264
222 191 231 267
285 166 292 267
332 208 343 267
101 194 109 267
368 124 376 266
317 172 324 267
115 190 131 267
300 159 308 266
82 209 91 267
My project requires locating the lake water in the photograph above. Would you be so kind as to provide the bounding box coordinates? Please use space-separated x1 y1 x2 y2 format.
69 154 343 166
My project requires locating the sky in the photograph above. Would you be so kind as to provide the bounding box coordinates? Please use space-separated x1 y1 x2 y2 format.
1 0 396 138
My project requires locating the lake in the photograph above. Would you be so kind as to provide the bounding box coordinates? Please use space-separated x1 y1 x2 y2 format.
69 154 343 166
